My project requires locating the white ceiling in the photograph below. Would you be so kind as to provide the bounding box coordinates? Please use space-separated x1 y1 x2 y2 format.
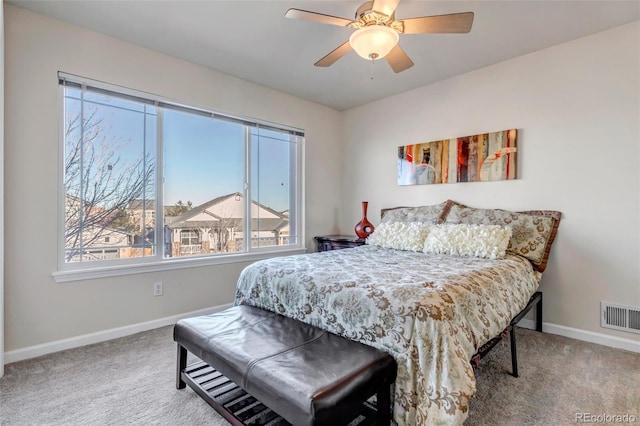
8 0 640 110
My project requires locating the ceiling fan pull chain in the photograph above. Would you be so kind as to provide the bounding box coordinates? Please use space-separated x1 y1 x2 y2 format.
370 56 375 80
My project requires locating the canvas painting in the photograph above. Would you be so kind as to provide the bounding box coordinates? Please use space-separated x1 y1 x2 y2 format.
397 129 517 186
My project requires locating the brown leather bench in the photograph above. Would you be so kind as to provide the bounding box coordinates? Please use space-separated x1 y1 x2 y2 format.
174 305 397 426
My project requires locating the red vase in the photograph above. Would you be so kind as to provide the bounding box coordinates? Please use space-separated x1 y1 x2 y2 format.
354 201 375 239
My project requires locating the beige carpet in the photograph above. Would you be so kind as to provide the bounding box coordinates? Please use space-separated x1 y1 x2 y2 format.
467 328 640 425
1 326 638 425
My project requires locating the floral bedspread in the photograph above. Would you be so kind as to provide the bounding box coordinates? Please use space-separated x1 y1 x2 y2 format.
234 245 540 425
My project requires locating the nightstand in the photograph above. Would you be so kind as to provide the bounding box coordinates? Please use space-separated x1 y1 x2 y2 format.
314 235 366 252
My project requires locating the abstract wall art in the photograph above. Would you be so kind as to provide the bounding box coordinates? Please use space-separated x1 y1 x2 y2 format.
397 129 517 186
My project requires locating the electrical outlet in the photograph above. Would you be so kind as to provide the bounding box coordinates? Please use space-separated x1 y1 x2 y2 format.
153 282 163 296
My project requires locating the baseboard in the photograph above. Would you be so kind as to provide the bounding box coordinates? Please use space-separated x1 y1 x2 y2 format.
6 308 638 365
517 318 640 353
3 303 233 364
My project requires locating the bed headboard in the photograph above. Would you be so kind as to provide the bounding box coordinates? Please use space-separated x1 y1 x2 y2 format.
380 200 451 224
379 200 561 272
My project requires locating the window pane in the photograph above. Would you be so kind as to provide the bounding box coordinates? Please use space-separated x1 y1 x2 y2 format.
163 110 245 258
63 87 156 263
250 128 297 248
60 75 303 270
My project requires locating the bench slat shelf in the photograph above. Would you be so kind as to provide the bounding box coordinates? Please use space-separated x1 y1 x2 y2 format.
180 360 380 426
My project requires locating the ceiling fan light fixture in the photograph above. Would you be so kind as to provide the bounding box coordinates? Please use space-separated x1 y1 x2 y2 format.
349 25 399 60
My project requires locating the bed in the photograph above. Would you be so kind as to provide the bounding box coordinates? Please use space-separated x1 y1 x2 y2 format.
234 200 561 425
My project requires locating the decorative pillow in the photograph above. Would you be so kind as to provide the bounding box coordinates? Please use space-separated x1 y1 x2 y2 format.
380 200 451 224
443 202 561 272
423 224 512 259
366 222 431 252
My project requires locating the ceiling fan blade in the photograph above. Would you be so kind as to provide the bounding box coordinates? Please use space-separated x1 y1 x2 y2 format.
314 41 352 67
401 12 474 34
285 8 354 27
372 0 401 17
386 45 414 73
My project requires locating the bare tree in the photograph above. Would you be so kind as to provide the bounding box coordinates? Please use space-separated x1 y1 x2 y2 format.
64 106 154 261
165 200 193 217
110 208 139 234
208 210 241 253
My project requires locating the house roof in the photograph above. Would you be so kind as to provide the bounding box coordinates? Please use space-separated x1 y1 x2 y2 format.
128 199 155 211
165 192 288 232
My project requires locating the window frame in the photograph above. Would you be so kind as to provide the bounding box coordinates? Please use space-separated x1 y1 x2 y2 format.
54 73 305 283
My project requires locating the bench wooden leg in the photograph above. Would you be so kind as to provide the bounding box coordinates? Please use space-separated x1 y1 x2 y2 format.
176 344 187 389
376 384 391 425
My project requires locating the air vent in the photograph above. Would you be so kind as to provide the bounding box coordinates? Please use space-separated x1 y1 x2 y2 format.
601 302 640 334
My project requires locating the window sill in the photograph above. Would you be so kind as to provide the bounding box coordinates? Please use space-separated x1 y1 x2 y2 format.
52 247 308 283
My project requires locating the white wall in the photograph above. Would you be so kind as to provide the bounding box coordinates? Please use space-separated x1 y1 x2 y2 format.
3 5 344 354
342 22 640 342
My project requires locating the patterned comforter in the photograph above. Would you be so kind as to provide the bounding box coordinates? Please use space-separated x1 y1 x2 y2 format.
234 245 540 425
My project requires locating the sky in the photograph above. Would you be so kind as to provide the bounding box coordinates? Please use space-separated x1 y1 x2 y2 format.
163 109 245 206
64 87 294 213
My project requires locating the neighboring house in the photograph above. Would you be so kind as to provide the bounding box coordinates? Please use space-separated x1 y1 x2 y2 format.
65 225 132 262
127 199 156 232
64 193 106 226
66 194 288 260
165 192 289 257
65 195 153 261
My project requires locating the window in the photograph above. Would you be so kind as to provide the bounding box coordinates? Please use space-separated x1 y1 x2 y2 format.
59 73 303 271
180 230 199 246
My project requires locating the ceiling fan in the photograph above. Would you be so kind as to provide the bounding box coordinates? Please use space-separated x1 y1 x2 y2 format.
285 0 474 73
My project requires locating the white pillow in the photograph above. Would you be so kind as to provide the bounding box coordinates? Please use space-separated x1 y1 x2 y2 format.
423 224 512 259
366 222 430 252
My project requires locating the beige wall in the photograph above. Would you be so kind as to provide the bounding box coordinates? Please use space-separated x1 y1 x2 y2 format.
342 22 640 341
3 5 344 352
1 1 5 375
